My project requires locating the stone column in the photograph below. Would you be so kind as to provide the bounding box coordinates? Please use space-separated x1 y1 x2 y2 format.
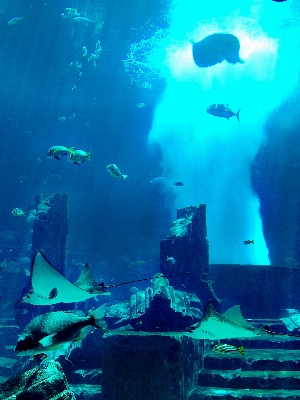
31 193 69 275
160 204 217 304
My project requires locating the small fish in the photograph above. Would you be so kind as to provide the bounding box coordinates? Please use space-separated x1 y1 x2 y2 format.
33 353 49 369
49 287 59 299
207 104 241 121
174 182 184 186
167 256 176 265
8 16 24 25
15 304 108 356
67 150 91 165
73 16 94 24
12 208 26 217
106 164 127 182
18 257 30 264
244 240 254 245
150 177 166 184
213 343 245 355
137 103 146 108
141 82 152 89
0 259 6 270
47 146 75 160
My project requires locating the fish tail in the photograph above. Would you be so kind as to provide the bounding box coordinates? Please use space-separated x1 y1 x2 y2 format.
69 147 75 154
87 151 92 161
238 346 245 355
89 303 108 332
122 175 127 182
236 108 241 122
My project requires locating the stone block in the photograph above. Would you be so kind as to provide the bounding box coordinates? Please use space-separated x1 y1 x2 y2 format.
102 331 203 400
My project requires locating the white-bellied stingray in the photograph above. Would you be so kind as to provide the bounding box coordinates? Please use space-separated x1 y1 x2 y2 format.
191 33 245 68
184 301 261 340
23 251 111 305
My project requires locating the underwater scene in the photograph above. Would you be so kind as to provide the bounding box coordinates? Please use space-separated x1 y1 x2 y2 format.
1 0 300 399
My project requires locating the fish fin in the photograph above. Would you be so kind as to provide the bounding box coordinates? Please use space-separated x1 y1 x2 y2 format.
75 263 103 293
222 305 255 330
54 156 60 160
73 330 86 342
236 109 241 122
90 303 108 332
238 346 245 355
75 162 80 166
122 175 127 182
38 334 57 349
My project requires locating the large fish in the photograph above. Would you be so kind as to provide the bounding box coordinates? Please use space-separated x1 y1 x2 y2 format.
206 104 241 121
15 304 107 356
191 33 244 68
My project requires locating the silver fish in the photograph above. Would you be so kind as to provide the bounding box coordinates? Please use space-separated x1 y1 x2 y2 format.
106 164 127 182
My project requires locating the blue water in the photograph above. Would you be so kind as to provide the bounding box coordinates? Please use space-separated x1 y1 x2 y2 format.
1 0 300 395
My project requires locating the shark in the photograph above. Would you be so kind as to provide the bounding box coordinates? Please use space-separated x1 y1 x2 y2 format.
23 251 111 305
184 301 261 340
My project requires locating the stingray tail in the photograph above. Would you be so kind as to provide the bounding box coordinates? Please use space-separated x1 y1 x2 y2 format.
89 304 108 332
236 109 241 122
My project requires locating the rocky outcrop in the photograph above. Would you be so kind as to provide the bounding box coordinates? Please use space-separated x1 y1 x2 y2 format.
0 360 75 400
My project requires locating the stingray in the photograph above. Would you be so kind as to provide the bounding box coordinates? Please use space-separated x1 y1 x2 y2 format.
22 251 111 305
184 301 261 339
191 33 245 68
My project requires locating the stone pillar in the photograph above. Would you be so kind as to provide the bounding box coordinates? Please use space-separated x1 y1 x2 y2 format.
31 193 69 275
102 332 203 400
160 204 216 304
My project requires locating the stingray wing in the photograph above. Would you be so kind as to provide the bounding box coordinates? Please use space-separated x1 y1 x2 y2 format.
74 263 110 295
222 305 256 330
23 251 108 305
185 301 260 340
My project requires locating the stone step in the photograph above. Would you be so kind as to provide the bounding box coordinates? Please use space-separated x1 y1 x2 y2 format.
199 369 300 390
69 384 101 400
204 349 300 371
189 386 300 399
208 335 300 350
